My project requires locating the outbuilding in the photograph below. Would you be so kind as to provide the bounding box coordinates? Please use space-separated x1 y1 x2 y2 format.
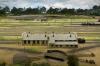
21 32 78 47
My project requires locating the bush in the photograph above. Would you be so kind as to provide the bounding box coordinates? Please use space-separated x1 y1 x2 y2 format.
78 38 86 43
32 62 50 66
67 55 79 66
98 19 100 22
13 53 31 66
0 62 6 66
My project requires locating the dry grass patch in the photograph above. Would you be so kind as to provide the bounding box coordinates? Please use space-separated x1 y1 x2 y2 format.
0 50 19 64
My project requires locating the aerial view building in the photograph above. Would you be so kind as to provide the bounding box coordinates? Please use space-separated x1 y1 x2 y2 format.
22 32 78 47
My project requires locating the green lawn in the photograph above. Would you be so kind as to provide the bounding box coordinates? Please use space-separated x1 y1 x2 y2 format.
0 18 100 41
0 36 21 40
0 18 98 27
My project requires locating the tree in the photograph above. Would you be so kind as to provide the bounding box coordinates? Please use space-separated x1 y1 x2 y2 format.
0 6 10 16
60 8 69 15
76 9 85 15
17 8 24 15
24 7 33 14
0 62 6 66
0 8 6 16
91 5 100 16
1 5 100 16
78 38 86 43
67 9 75 15
11 7 24 15
0 6 1 10
40 7 46 14
11 7 18 15
53 8 60 14
67 55 79 66
3 6 10 13
47 7 53 14
93 5 99 9
32 8 40 14
24 7 40 14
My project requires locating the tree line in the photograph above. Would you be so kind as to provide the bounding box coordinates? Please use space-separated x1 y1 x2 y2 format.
0 5 100 16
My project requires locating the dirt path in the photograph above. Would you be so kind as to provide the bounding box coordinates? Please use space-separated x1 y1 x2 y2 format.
68 43 100 53
0 46 43 55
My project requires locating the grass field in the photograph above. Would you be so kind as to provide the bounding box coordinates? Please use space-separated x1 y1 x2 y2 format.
0 16 100 66
0 17 99 41
0 44 99 66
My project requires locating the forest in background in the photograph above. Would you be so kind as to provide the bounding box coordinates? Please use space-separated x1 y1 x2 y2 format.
0 5 100 16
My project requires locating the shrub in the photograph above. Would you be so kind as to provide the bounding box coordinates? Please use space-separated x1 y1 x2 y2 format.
32 62 50 66
98 19 100 22
13 53 31 66
67 55 79 66
78 38 86 43
0 62 6 66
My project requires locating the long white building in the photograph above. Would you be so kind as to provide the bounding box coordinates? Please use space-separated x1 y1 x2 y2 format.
21 32 78 47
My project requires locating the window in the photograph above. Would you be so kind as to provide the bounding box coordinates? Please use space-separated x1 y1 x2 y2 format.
55 40 77 42
66 40 77 41
46 40 48 44
33 40 35 44
37 40 39 44
55 40 64 42
42 40 45 44
28 40 30 44
23 40 26 44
